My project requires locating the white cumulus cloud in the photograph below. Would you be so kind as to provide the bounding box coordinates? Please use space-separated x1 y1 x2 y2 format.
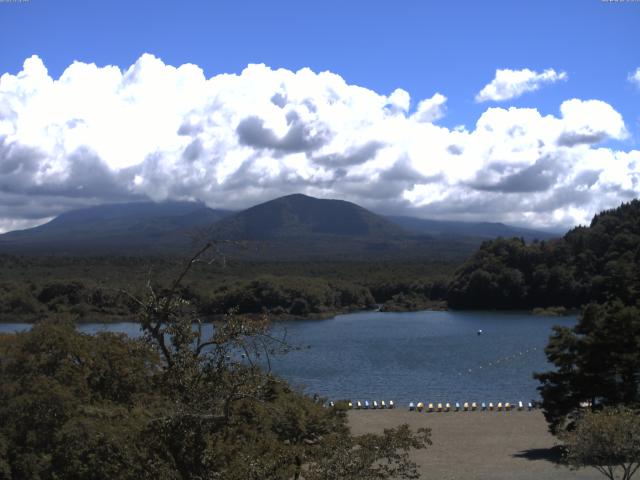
0 54 638 233
411 93 447 123
629 67 640 88
475 68 568 103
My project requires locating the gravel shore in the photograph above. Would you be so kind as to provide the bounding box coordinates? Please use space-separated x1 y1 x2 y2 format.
348 409 602 480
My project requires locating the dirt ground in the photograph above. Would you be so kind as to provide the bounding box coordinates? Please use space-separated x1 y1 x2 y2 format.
348 409 603 480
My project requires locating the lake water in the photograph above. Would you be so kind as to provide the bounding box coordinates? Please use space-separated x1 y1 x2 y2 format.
0 310 575 405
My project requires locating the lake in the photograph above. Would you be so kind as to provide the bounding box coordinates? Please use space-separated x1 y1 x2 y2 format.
0 310 575 405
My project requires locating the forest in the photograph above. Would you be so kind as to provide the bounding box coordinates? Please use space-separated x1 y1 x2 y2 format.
1 200 639 322
0 255 453 323
447 200 640 310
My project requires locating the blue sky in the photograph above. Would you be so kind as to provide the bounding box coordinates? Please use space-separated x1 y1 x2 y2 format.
0 0 639 231
2 0 638 129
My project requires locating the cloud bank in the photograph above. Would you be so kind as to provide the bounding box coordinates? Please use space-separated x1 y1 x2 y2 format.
0 54 638 233
476 68 567 102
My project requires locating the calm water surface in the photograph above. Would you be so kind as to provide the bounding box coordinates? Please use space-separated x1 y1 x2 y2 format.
0 310 575 405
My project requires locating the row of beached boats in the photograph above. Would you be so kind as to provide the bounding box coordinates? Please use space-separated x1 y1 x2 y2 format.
408 401 533 412
327 400 536 411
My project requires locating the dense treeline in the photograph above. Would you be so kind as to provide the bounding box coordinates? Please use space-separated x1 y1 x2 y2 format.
448 200 640 310
0 255 455 322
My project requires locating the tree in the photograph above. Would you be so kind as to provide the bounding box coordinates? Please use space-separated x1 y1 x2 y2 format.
126 241 432 478
561 406 640 480
535 302 640 434
0 242 432 478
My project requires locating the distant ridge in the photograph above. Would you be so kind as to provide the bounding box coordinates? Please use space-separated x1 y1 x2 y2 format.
387 215 557 242
0 201 232 254
0 194 557 258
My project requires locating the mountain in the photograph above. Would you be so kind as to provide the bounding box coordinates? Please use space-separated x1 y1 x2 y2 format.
387 216 556 242
210 193 405 240
0 194 556 259
0 201 232 254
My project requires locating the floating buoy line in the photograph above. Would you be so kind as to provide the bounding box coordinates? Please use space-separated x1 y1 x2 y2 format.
455 346 541 376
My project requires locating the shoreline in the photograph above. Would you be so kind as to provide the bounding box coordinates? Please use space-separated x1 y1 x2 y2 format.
0 304 578 324
348 409 600 480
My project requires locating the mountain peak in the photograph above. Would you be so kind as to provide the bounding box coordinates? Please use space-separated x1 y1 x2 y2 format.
210 193 406 240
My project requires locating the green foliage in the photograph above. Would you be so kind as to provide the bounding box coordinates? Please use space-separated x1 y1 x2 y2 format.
534 302 640 434
561 406 640 480
448 200 640 310
0 318 159 479
305 423 431 480
0 245 432 479
0 255 457 322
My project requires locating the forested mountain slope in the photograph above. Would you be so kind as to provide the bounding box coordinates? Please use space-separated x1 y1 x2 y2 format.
447 200 640 309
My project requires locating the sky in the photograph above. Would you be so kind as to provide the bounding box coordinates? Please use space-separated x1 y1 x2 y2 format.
0 0 639 233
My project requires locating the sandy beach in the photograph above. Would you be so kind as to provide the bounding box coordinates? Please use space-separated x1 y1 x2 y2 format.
348 409 602 480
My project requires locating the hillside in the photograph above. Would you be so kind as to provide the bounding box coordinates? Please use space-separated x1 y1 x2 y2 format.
387 216 556 241
0 202 232 254
447 199 640 309
210 194 406 239
0 194 553 260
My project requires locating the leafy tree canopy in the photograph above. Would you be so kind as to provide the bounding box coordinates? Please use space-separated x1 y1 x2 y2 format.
561 406 640 480
448 200 640 310
0 244 431 479
535 302 640 434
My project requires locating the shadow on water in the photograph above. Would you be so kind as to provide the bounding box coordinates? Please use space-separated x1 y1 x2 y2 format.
513 445 565 464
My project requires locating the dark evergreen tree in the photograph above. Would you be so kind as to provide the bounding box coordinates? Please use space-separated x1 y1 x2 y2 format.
534 302 640 434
